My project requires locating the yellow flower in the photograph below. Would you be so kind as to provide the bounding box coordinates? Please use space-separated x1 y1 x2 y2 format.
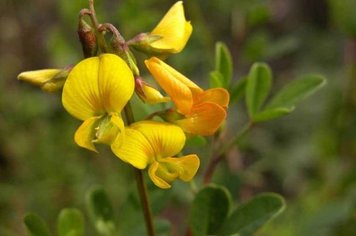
17 68 69 92
62 54 134 152
150 1 192 53
112 120 200 189
131 1 192 55
145 57 229 136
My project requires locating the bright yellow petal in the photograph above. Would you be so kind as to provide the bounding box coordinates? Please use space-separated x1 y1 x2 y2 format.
161 154 200 181
62 57 103 120
130 121 186 158
176 102 227 135
150 57 200 89
98 54 134 113
148 162 172 189
194 88 230 108
111 127 153 169
145 57 200 114
150 1 192 53
110 114 125 147
148 154 200 189
74 116 101 152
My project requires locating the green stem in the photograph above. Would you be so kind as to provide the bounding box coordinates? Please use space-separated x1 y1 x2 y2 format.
88 0 108 53
124 102 156 236
123 102 135 126
218 121 253 157
203 121 253 184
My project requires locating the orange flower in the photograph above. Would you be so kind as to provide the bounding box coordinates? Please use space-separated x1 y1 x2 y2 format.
145 57 229 135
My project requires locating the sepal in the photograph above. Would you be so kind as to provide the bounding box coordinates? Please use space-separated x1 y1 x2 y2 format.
78 15 97 58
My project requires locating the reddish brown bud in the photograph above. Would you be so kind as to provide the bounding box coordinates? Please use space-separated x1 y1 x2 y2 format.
78 15 97 58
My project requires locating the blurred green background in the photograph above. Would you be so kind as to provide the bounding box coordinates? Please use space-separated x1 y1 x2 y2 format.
1 0 356 235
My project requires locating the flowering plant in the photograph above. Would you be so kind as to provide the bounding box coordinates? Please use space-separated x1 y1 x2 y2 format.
18 1 325 235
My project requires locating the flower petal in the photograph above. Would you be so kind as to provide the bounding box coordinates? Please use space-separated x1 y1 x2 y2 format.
193 88 230 108
74 116 101 152
148 57 200 89
161 154 200 181
98 54 134 113
148 154 200 189
148 162 172 189
150 1 192 53
145 57 199 114
110 114 125 146
175 102 227 135
62 57 103 120
111 127 153 169
130 121 186 158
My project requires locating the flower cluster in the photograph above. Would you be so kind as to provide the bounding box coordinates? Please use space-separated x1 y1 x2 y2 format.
18 1 229 189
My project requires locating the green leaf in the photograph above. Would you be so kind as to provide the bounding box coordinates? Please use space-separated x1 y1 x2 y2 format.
230 77 247 103
189 185 231 236
209 70 225 88
267 74 326 109
252 107 294 122
57 208 85 236
85 186 116 236
24 213 51 236
246 62 272 118
215 42 233 88
218 193 286 236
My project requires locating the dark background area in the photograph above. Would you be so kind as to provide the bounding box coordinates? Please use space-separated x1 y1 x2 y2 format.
1 0 355 235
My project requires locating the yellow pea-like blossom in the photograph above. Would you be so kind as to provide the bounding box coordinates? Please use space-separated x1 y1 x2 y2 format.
150 1 192 53
112 120 200 189
145 57 230 136
62 53 134 152
132 1 192 55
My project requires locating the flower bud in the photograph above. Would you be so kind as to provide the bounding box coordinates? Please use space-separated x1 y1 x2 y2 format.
17 67 71 92
78 17 97 58
135 77 170 104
